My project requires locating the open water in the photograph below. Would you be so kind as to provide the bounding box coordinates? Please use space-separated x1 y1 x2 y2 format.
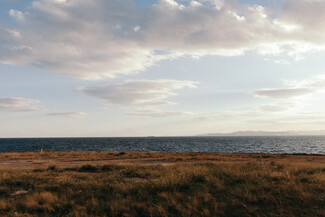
0 136 324 154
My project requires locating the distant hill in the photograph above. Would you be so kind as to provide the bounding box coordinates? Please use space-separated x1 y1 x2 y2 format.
198 130 325 136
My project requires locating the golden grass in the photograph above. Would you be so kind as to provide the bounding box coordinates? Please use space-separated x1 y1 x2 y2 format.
1 151 324 170
0 152 324 216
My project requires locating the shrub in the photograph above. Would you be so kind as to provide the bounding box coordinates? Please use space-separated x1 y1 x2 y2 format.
47 165 58 171
78 164 99 172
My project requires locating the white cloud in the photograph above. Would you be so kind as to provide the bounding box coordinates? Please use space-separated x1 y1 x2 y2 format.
278 0 325 35
78 79 197 117
2 0 325 79
191 103 320 129
47 112 85 118
283 75 325 89
195 110 260 121
252 88 314 99
127 109 193 117
9 9 25 21
0 97 40 112
252 75 325 99
258 104 292 112
78 79 197 105
1 0 157 80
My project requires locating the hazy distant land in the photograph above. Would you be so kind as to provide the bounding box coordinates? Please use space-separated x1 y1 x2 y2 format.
199 130 325 136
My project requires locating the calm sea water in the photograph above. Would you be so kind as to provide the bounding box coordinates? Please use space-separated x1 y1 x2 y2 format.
0 136 324 154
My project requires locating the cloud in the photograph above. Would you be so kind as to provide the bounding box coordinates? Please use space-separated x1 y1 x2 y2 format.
0 97 40 112
47 112 85 118
278 0 325 36
78 79 197 117
1 0 158 80
252 75 325 99
127 109 193 117
252 88 314 99
258 103 292 112
283 75 325 89
2 0 325 79
195 102 296 122
78 79 197 105
195 110 259 121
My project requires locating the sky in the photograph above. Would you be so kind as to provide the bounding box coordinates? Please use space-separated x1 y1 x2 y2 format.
1 0 325 137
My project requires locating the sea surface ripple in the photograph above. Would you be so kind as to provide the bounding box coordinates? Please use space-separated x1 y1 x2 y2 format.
0 136 324 154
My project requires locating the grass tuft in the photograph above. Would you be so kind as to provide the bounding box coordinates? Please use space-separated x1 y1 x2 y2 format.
78 164 99 172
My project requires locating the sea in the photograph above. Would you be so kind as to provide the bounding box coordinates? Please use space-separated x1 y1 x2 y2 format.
0 136 324 154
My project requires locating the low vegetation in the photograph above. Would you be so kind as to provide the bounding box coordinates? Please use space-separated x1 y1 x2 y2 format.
0 153 324 216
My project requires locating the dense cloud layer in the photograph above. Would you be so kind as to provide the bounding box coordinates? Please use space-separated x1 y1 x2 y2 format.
1 0 325 79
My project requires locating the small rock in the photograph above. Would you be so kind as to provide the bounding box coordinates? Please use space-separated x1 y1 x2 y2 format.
11 190 28 196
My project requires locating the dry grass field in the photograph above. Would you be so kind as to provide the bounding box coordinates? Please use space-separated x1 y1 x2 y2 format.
0 152 324 216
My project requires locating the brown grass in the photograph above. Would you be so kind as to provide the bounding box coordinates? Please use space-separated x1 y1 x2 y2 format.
0 152 324 216
0 151 324 170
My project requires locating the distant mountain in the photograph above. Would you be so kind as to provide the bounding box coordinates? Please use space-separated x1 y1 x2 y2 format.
198 130 325 136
